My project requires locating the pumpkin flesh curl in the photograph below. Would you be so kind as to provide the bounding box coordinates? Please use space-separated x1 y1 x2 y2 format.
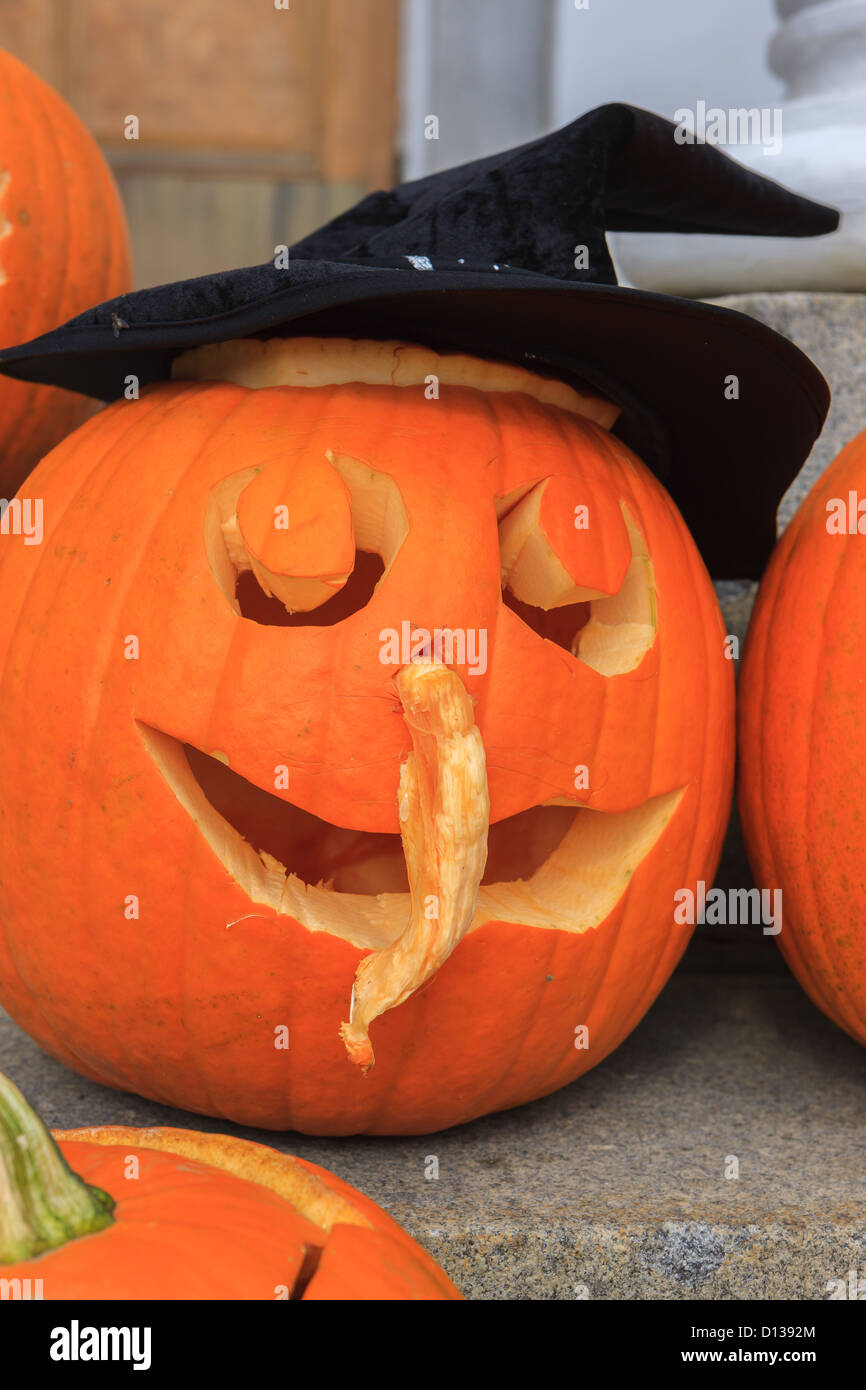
341 661 490 1069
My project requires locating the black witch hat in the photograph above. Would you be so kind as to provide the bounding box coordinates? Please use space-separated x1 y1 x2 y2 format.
0 103 838 578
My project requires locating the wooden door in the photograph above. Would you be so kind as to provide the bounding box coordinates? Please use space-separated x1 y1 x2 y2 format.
0 0 400 287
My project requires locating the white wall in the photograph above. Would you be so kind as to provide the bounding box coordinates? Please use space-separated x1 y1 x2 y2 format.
400 0 554 178
550 0 783 129
401 0 785 180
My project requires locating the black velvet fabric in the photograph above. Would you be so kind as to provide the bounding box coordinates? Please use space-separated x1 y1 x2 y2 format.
292 103 836 272
0 103 840 578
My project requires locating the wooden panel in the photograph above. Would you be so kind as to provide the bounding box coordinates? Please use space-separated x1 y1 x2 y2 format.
0 0 63 88
0 0 399 181
321 0 401 184
65 0 323 156
0 0 399 289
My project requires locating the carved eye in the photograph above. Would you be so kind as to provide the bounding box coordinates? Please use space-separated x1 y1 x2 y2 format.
206 450 408 627
498 474 657 675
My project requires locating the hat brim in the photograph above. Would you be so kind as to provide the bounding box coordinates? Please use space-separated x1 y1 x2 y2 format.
0 269 828 579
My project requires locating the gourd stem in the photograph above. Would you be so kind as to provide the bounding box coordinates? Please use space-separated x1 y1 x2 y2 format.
0 1071 114 1263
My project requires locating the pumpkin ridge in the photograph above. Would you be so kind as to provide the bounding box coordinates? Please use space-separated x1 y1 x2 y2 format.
0 169 11 288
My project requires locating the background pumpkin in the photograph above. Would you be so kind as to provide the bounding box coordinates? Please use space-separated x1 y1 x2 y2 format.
0 47 131 497
739 428 866 1045
0 1071 460 1300
0 338 734 1133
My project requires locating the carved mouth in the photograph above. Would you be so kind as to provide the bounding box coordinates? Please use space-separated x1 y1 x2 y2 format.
138 721 683 948
139 665 683 1071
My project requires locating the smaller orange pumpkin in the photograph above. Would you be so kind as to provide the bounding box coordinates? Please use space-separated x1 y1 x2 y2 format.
0 48 132 495
0 1071 460 1300
738 427 866 1045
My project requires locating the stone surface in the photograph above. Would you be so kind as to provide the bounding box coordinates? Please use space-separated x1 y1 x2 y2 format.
712 291 866 530
710 290 866 656
3 972 864 1300
710 293 866 637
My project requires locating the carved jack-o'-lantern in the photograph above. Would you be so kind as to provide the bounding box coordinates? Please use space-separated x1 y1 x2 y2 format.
0 337 733 1133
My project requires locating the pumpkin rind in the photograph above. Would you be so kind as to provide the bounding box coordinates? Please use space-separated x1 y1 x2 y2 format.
2 1119 460 1299
0 341 734 1133
739 429 866 1043
0 48 132 495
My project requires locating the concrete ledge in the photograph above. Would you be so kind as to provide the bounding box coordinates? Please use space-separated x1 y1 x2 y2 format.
3 971 863 1299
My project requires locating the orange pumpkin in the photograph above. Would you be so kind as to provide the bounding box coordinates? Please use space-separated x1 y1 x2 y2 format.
0 338 734 1133
0 1071 459 1300
739 428 866 1045
0 48 132 496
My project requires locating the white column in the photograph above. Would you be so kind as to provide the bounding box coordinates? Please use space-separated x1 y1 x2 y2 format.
399 0 554 181
611 0 866 294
